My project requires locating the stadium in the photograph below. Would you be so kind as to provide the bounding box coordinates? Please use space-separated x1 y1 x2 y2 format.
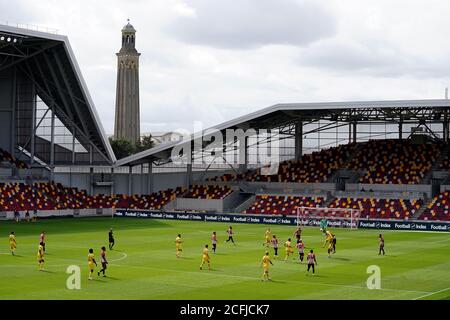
0 22 449 301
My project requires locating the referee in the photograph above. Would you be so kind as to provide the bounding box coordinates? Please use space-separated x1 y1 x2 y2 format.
108 228 115 250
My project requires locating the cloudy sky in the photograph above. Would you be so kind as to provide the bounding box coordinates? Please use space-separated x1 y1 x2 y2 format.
2 0 450 135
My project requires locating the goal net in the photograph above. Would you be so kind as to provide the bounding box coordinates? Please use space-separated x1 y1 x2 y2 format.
296 207 361 229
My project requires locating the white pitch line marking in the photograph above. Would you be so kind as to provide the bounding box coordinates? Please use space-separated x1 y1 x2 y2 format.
0 251 128 267
412 287 450 300
110 251 127 262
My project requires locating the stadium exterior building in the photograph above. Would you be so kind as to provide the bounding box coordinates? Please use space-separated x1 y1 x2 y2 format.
1 24 450 231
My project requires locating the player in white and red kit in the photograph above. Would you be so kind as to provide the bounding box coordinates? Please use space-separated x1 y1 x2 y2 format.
379 234 385 255
98 246 108 277
225 226 236 245
211 231 217 253
39 231 46 252
271 235 279 259
306 249 317 275
296 239 305 262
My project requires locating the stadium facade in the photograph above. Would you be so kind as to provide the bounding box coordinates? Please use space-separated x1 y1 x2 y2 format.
1 24 450 230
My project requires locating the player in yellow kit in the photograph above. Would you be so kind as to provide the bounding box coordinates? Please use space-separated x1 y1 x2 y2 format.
284 238 294 261
263 228 271 247
88 248 97 280
37 242 45 271
199 244 211 270
175 234 183 258
260 251 274 281
323 230 334 258
9 232 16 255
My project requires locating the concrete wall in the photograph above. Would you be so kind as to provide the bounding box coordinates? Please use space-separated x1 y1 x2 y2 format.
52 170 435 201
0 168 12 178
346 183 432 197
175 198 224 212
245 181 336 193
112 170 230 196
17 168 50 179
333 190 425 200
54 172 91 191
113 174 128 194
2 208 114 220
256 190 330 199
222 191 246 212
174 189 241 213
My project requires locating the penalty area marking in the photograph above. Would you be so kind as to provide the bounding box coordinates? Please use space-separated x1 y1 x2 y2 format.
412 287 450 300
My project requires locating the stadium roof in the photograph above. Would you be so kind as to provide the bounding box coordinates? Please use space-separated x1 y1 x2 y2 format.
116 98 450 167
0 24 116 165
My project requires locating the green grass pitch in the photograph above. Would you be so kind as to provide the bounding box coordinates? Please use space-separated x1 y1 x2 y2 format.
1 217 449 300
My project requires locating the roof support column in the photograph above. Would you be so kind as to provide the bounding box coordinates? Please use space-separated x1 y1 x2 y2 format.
295 121 303 160
186 144 194 189
352 121 357 143
89 167 93 195
89 145 93 165
128 166 132 195
72 127 76 164
50 107 55 167
444 110 449 143
187 163 193 189
239 136 248 173
10 67 16 156
399 119 403 140
147 161 153 194
110 167 114 197
30 83 36 166
348 122 352 144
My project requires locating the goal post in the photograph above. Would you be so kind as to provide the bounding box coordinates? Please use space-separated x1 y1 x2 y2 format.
296 206 361 229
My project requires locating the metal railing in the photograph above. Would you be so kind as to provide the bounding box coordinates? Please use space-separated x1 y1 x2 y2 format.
0 21 59 34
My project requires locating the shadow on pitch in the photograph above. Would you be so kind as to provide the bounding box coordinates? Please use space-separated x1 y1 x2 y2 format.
88 278 107 282
262 279 288 284
178 256 194 260
331 257 351 261
305 274 327 278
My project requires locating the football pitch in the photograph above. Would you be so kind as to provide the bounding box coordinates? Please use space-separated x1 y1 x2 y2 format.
0 217 449 300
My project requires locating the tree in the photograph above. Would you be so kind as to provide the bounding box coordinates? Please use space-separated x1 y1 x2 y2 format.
109 137 135 159
135 134 154 153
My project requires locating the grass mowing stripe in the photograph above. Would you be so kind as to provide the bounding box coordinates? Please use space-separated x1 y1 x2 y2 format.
110 262 431 295
1 217 449 299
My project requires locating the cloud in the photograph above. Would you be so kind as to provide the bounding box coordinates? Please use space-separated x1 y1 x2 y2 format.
165 0 337 49
297 38 450 78
3 0 450 137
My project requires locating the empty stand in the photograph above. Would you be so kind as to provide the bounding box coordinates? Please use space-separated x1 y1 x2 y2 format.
0 148 29 169
347 140 441 184
184 185 233 199
328 197 422 220
244 195 324 215
420 190 450 221
114 187 186 210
